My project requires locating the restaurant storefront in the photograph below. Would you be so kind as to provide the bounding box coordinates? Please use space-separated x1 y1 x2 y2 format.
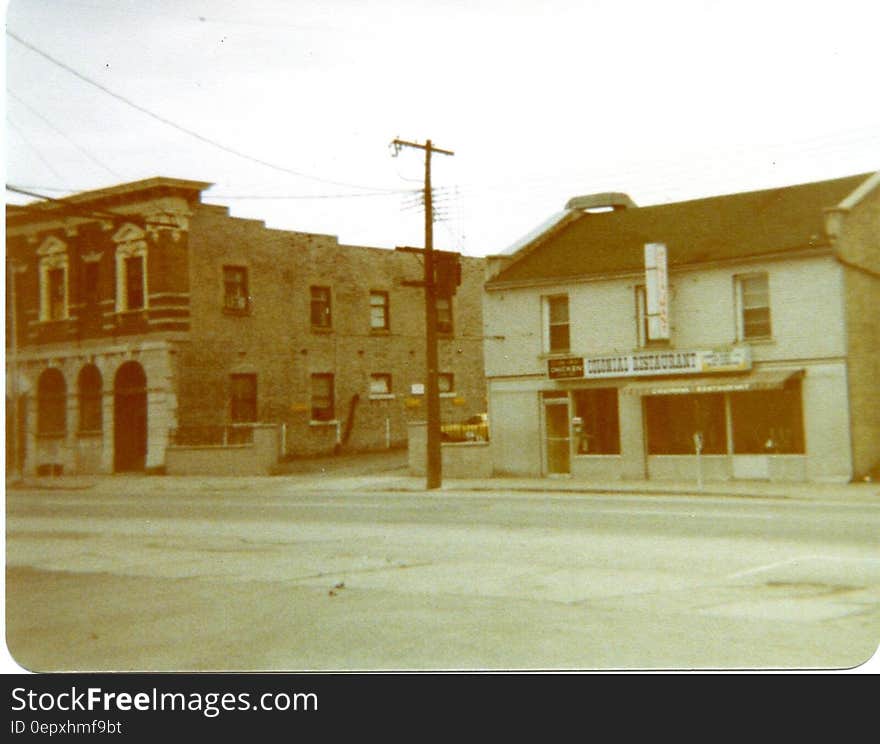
541 346 812 482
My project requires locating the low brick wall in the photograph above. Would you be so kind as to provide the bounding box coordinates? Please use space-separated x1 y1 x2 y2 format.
165 424 281 476
408 422 492 479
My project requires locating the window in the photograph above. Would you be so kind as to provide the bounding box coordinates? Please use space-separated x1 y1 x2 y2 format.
546 295 570 352
113 223 149 313
731 381 804 454
438 373 454 394
311 286 332 329
230 374 257 423
37 236 69 322
37 368 67 436
77 365 103 432
223 266 249 313
436 295 453 334
311 373 335 421
48 268 67 321
370 291 390 330
645 394 727 455
369 373 392 396
737 274 771 340
125 256 145 310
573 389 620 454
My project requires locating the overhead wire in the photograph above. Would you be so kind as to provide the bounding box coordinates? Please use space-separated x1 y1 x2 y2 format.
6 87 123 180
5 116 70 186
6 29 406 194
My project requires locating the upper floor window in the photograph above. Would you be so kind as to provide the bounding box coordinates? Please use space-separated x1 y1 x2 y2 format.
311 373 335 421
436 295 453 334
230 373 257 423
37 235 69 322
113 223 148 313
545 295 570 353
438 372 455 395
369 373 392 397
310 286 332 329
223 266 250 313
370 291 390 331
736 273 772 340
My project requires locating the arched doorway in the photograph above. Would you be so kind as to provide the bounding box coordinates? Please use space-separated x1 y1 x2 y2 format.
114 361 147 472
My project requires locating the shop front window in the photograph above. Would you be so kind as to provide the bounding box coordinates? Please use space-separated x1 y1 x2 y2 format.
731 381 804 454
572 388 620 454
645 393 726 455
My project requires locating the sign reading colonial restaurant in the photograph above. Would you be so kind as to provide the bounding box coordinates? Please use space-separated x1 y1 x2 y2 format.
548 347 752 380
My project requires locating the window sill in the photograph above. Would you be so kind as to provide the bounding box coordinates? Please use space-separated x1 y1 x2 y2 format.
740 336 775 345
222 306 252 317
369 393 395 401
311 326 334 334
370 328 391 336
539 351 574 360
309 419 339 427
439 392 457 398
34 318 72 326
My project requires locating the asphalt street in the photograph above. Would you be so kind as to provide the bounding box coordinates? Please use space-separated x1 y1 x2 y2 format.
5 473 880 672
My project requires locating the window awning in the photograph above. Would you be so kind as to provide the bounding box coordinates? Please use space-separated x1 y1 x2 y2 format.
622 368 803 396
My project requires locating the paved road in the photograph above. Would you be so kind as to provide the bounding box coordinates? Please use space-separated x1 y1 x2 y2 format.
6 477 880 671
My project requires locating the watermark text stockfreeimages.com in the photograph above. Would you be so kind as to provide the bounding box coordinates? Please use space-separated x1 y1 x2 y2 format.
11 686 318 719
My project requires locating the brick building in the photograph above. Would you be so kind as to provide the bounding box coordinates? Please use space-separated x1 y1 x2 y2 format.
483 172 879 484
6 177 486 475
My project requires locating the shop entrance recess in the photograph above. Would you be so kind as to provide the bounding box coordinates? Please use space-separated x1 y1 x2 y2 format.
543 395 571 475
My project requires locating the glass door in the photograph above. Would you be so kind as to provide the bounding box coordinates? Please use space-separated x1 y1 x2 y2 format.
544 399 571 475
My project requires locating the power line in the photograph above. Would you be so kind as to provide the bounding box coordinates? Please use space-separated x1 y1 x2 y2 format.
7 87 123 180
5 116 70 186
6 29 400 193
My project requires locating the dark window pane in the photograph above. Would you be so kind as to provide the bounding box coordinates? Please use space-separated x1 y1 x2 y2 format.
731 382 804 454
311 287 332 328
48 268 66 320
230 374 257 422
646 393 726 455
573 388 620 454
549 323 570 352
311 374 334 420
224 266 249 312
125 256 144 310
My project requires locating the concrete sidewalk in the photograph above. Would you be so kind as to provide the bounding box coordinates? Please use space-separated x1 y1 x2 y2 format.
7 470 880 504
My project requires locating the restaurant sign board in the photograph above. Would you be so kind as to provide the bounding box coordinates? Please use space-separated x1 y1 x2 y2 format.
547 347 751 380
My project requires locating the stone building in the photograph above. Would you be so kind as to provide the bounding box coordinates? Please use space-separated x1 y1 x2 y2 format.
6 177 486 475
483 171 879 484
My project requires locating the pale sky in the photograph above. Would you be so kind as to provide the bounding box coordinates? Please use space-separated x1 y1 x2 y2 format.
4 0 879 256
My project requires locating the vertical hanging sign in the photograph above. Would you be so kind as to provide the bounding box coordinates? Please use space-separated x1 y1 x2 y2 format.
645 242 670 340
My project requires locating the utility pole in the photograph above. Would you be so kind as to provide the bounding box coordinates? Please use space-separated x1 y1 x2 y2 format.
391 137 454 489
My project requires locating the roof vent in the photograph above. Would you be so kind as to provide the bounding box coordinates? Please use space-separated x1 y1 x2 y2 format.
565 192 636 212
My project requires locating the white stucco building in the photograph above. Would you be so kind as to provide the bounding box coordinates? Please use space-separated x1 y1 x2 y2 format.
483 172 880 484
